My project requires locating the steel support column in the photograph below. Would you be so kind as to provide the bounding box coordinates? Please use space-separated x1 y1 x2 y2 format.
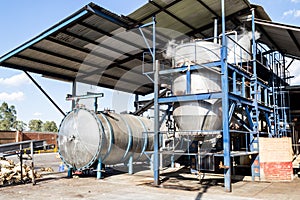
152 17 160 186
128 155 133 175
97 159 102 179
72 80 76 110
221 0 231 192
67 168 73 178
250 8 261 181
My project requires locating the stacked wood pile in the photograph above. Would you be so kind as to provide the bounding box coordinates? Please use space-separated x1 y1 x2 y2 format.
0 157 41 186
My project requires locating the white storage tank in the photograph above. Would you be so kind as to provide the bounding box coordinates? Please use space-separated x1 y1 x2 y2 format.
171 41 222 131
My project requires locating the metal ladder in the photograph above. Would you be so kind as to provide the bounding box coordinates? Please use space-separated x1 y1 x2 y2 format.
250 77 260 180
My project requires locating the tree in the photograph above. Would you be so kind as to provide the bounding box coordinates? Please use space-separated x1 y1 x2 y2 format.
0 102 17 130
42 121 58 132
28 119 43 131
12 120 27 131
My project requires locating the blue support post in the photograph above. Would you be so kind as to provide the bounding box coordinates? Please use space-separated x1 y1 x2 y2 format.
221 0 231 192
97 159 102 179
67 167 73 178
152 16 160 186
264 88 268 106
229 103 236 122
186 68 191 94
242 76 246 98
232 71 237 94
251 8 260 181
171 154 175 168
128 155 133 175
72 80 76 110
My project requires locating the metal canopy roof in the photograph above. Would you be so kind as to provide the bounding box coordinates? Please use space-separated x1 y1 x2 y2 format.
254 18 300 59
0 3 164 95
1 0 294 96
127 0 270 39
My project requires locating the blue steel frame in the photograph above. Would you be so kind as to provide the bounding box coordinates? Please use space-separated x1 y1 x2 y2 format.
138 16 160 186
220 0 231 192
141 0 289 192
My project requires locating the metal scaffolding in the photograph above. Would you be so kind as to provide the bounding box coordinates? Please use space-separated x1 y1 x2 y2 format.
139 0 291 192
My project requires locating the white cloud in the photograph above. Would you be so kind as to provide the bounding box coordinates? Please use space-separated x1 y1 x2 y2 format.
291 0 300 3
0 92 25 101
295 10 300 17
0 73 31 87
283 9 300 18
283 10 294 16
33 112 42 116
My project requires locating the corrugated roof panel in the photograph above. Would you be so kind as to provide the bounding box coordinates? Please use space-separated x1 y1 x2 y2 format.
53 32 88 48
268 30 298 55
104 67 148 83
34 40 86 60
38 39 116 67
66 24 90 37
84 43 128 60
7 57 76 77
156 12 193 35
166 0 211 29
83 13 121 33
127 3 159 22
255 19 300 59
201 0 248 17
225 0 249 15
96 35 143 55
122 59 143 69
18 49 80 69
295 32 300 44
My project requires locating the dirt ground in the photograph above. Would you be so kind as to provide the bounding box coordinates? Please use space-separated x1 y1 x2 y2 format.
1 153 300 200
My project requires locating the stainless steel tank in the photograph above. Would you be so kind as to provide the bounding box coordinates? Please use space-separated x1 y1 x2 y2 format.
172 41 222 131
57 108 154 170
174 41 221 67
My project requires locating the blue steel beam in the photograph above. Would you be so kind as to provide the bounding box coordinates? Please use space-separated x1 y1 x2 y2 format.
245 106 254 130
228 102 236 122
228 93 272 112
227 64 268 89
159 62 221 75
221 0 231 192
86 4 129 28
158 92 222 104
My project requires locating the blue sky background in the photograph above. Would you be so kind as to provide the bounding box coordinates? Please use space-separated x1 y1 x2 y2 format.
0 0 299 128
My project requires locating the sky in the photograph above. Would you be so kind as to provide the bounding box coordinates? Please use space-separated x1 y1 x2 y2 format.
0 0 299 128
